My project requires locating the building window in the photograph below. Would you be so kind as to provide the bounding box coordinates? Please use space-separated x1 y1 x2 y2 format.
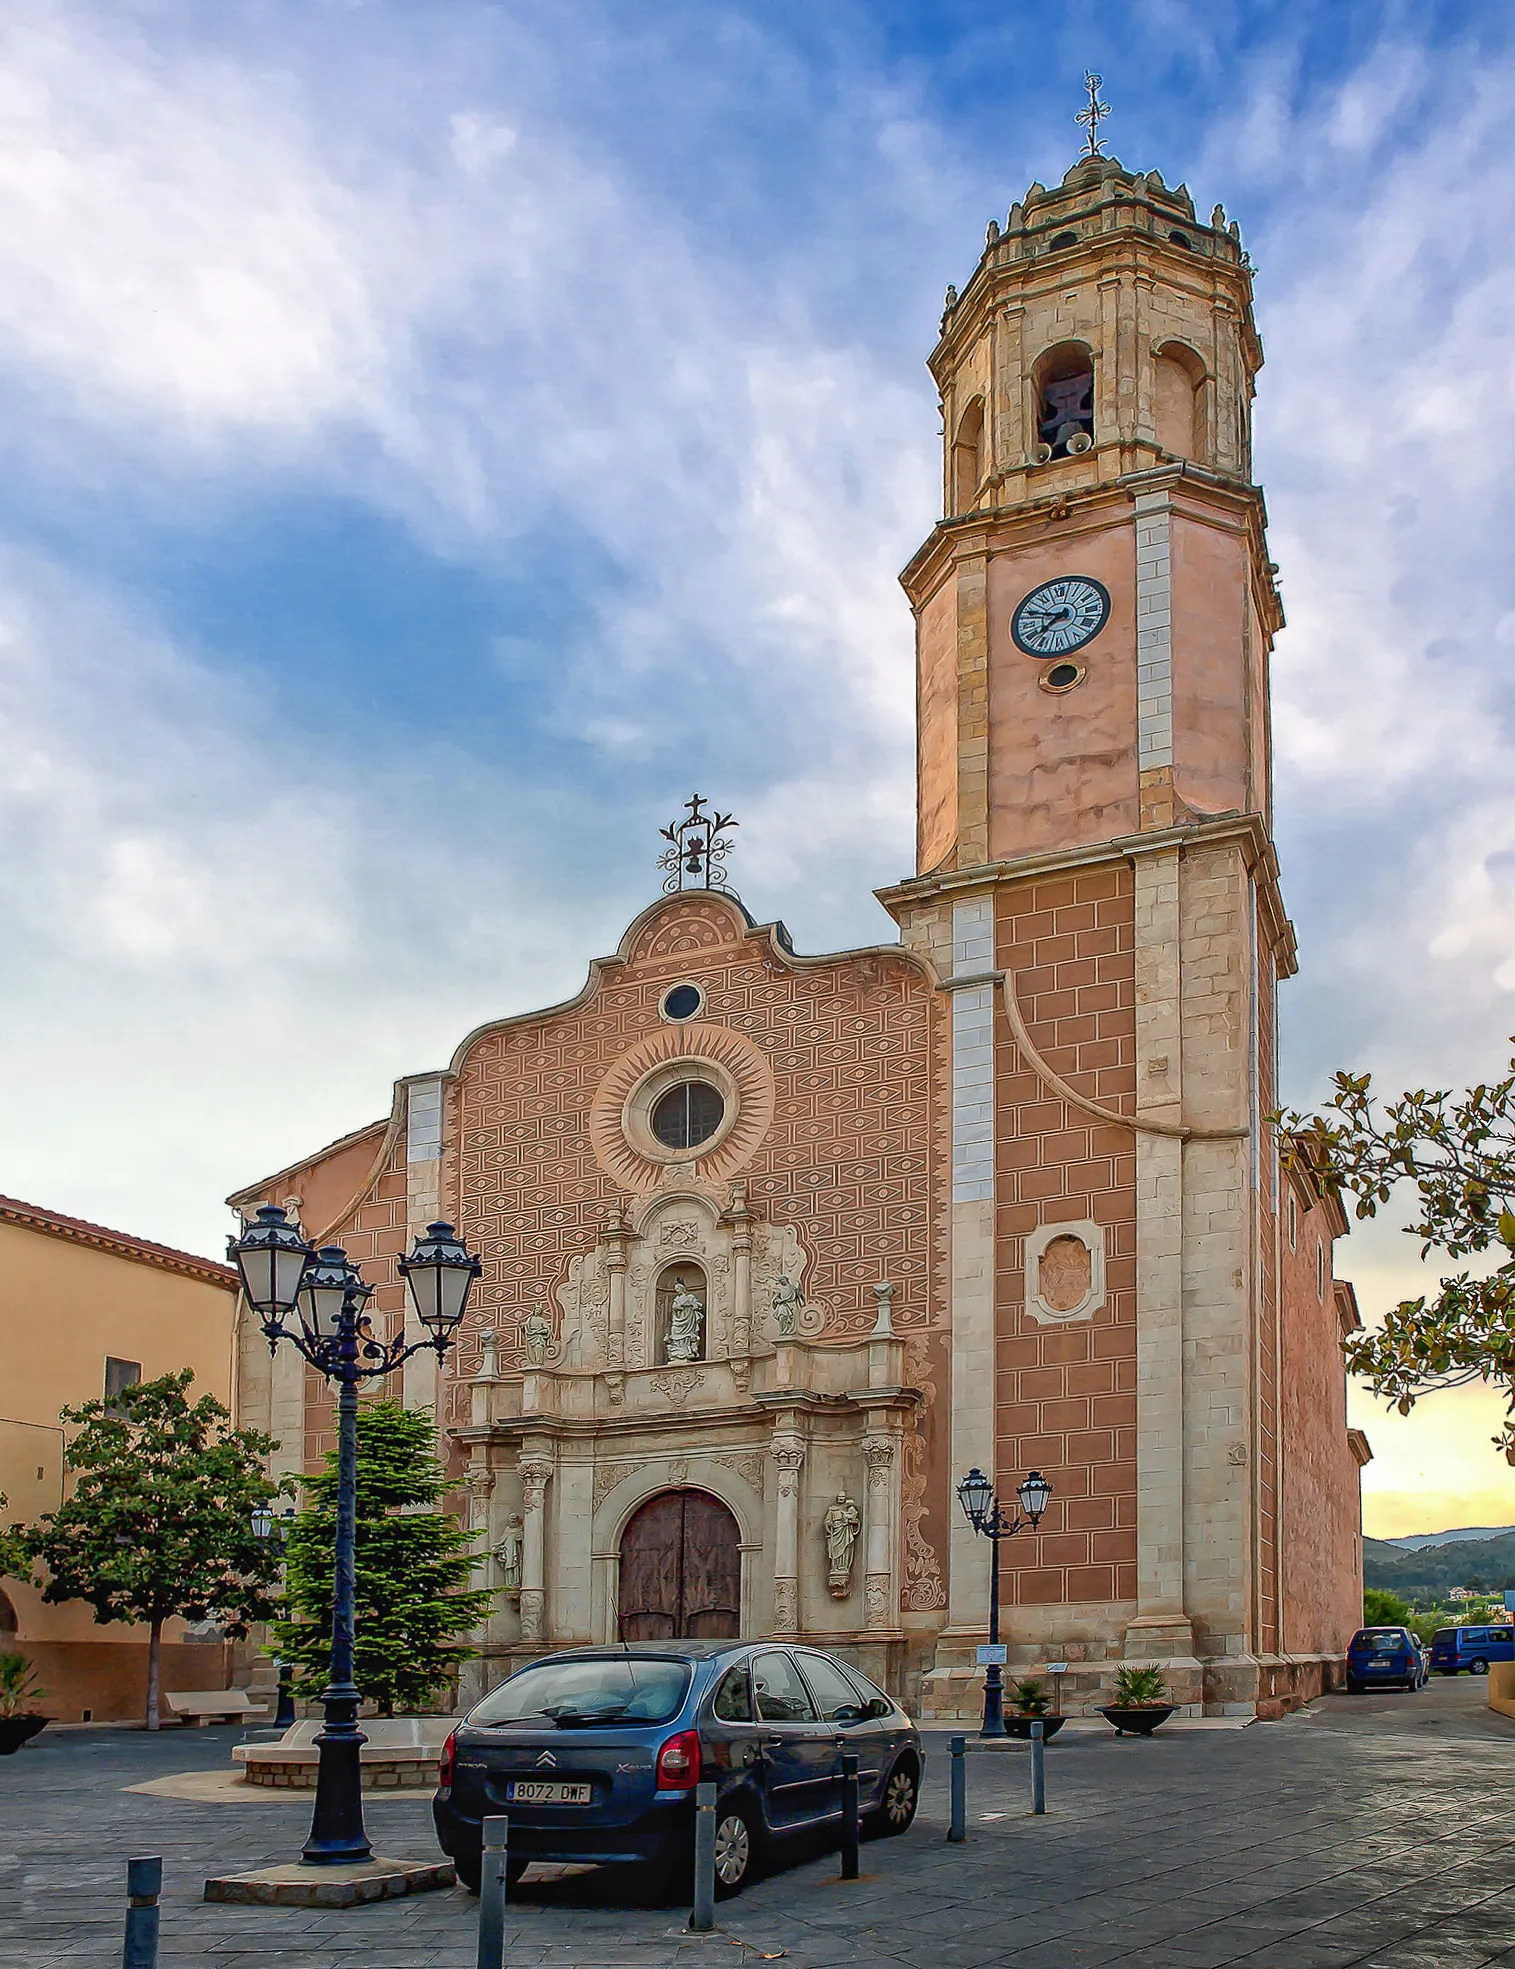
1153 341 1208 463
650 1079 725 1150
952 396 985 512
104 1357 141 1404
1035 343 1094 459
661 982 704 1022
1287 1194 1297 1251
1317 1241 1326 1300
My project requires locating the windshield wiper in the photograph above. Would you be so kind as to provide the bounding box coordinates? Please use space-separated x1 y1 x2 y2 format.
547 1704 631 1727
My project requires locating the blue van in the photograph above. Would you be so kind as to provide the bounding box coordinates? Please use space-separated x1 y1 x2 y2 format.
1345 1627 1425 1692
1429 1624 1515 1675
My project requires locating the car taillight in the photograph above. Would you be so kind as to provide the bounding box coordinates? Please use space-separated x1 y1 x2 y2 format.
438 1730 456 1787
656 1728 701 1789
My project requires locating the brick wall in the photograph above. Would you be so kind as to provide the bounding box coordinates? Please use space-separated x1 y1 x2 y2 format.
994 864 1139 1613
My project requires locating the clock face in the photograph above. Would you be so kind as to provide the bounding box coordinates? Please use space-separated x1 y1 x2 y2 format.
1011 577 1111 657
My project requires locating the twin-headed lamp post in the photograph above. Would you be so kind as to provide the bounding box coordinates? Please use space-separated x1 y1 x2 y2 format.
230 1205 481 1867
955 1465 1053 1738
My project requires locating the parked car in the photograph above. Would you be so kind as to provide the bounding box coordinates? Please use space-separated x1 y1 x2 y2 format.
433 1641 922 1898
1429 1624 1515 1675
1345 1627 1426 1692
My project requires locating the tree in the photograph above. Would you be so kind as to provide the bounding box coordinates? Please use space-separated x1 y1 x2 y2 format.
273 1401 489 1716
1279 1050 1515 1459
1363 1587 1413 1627
25 1371 281 1728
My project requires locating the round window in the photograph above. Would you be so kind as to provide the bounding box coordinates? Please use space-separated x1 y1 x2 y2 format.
662 983 703 1021
649 1080 726 1150
1040 660 1086 693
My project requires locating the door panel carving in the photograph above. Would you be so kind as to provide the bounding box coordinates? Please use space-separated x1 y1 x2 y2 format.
618 1489 740 1640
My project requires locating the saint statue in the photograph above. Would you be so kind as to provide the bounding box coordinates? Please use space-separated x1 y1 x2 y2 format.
521 1304 554 1366
824 1494 861 1594
495 1515 523 1591
665 1276 705 1363
772 1274 804 1338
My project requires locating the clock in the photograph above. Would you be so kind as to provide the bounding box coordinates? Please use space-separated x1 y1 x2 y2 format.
1011 576 1111 657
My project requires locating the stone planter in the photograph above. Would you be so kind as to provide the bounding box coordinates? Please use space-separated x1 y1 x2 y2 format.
1005 1714 1066 1740
0 1716 47 1755
1099 1704 1174 1737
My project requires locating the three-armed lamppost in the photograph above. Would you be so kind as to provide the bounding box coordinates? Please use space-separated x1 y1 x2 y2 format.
955 1466 1053 1738
230 1206 481 1866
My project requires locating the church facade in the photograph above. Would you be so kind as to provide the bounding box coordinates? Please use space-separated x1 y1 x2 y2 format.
231 148 1366 1720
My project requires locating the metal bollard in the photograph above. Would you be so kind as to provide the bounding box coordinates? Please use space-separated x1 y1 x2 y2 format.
840 1751 860 1880
476 1815 508 1969
122 1856 161 1969
689 1779 717 1932
1030 1720 1046 1816
274 1660 296 1728
947 1736 966 1842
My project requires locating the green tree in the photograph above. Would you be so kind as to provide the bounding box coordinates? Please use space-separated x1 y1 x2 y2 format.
273 1401 489 1716
1279 1050 1515 1458
25 1371 281 1728
0 1499 30 1582
1363 1587 1412 1626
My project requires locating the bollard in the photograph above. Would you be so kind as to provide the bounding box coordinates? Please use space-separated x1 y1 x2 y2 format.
122 1856 161 1969
840 1751 860 1880
476 1815 508 1969
689 1779 717 1932
1030 1720 1046 1816
947 1736 966 1843
274 1660 296 1728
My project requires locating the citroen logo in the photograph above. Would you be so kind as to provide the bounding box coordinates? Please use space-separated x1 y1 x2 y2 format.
535 1749 557 1768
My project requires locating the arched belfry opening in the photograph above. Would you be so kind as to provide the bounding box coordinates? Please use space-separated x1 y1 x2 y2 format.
1153 341 1208 463
952 396 985 511
617 1490 741 1640
1035 342 1094 458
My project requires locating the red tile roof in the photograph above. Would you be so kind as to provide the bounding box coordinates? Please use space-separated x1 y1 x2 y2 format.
0 1194 237 1290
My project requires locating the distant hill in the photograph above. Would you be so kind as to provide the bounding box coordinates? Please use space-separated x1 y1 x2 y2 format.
1384 1527 1515 1551
1365 1531 1515 1598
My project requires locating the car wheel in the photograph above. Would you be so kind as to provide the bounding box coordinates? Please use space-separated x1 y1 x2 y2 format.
1471 1658 1490 1675
712 1804 758 1900
865 1758 920 1838
1346 1678 1362 1694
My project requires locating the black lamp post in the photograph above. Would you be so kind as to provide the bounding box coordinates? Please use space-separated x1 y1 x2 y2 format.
955 1466 1053 1738
250 1504 298 1726
230 1206 480 1866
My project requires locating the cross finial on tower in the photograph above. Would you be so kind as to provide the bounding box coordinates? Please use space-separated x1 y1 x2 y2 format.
657 794 738 893
1075 71 1112 158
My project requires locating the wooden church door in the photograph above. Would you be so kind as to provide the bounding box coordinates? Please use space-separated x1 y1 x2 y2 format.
617 1490 741 1640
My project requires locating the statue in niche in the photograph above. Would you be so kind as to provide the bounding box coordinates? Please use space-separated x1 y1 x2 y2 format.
772 1275 804 1338
521 1304 554 1366
824 1494 861 1596
495 1516 523 1591
664 1276 705 1363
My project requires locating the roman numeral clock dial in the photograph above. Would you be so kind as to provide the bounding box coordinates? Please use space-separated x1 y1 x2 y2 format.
1011 576 1110 690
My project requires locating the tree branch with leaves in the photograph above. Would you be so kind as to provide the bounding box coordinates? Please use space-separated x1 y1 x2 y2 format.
25 1370 283 1727
1278 1047 1515 1459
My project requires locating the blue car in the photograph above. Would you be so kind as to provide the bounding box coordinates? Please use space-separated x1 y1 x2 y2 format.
434 1641 922 1898
1345 1626 1426 1692
1429 1624 1515 1675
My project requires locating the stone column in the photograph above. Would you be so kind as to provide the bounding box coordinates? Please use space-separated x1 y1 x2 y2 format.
517 1454 554 1646
770 1431 806 1637
602 1205 629 1367
861 1434 899 1631
726 1182 754 1359
459 1462 496 1709
1127 843 1195 1662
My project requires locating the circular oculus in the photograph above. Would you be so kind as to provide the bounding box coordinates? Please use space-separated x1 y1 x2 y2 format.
1011 576 1111 657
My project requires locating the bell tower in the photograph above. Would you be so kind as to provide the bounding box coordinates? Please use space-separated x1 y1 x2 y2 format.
880 132 1350 1720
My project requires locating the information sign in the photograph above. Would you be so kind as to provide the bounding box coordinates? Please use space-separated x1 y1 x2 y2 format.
975 1643 1009 1666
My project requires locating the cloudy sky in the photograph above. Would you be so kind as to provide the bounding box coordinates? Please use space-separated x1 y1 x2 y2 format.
1 0 1512 1535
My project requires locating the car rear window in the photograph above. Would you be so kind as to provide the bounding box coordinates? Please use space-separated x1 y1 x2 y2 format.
468 1656 690 1728
1351 1629 1408 1653
1433 1629 1458 1644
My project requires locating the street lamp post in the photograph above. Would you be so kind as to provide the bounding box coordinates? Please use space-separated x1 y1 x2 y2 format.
955 1466 1053 1738
250 1505 298 1726
230 1206 480 1866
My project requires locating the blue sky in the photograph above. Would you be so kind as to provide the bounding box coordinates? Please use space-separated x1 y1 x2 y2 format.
2 0 1514 1531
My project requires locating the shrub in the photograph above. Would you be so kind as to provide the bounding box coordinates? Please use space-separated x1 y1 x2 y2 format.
1009 1676 1050 1716
1110 1665 1169 1708
0 1653 45 1720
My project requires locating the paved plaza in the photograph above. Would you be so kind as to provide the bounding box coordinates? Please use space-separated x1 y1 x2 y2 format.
3 1676 1515 1967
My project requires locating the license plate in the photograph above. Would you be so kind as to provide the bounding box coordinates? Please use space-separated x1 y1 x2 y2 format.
1367 1663 1392 1671
505 1780 592 1805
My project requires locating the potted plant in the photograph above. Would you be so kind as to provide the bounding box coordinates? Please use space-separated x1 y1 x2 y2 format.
1005 1676 1066 1740
1099 1665 1175 1736
0 1653 48 1753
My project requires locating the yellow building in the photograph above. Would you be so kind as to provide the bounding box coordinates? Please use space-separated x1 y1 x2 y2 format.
0 1194 239 1721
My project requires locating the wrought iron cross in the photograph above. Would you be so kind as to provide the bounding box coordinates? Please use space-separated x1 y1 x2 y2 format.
1076 71 1112 158
657 794 738 893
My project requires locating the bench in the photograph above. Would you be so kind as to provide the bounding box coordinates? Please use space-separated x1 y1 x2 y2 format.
164 1690 269 1728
